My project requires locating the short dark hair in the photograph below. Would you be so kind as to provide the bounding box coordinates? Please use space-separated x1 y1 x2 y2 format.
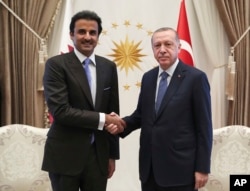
69 10 102 35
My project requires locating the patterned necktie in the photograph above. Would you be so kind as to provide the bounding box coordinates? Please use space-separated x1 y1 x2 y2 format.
84 58 92 89
155 72 168 113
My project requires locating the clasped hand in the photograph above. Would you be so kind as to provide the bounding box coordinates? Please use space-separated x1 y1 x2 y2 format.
105 112 125 134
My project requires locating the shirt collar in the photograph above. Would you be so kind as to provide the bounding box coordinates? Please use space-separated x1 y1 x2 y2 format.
74 48 96 66
158 58 179 78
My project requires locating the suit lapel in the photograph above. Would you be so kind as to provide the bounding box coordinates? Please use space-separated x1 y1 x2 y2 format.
66 52 94 107
94 56 105 110
149 68 159 116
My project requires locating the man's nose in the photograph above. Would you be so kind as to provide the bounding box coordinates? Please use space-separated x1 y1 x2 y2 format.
159 46 166 53
84 32 91 39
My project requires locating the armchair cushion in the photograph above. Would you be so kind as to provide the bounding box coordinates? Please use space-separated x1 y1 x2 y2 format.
199 125 250 191
0 124 52 191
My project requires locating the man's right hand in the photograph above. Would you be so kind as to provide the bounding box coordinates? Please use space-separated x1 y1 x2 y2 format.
105 112 126 134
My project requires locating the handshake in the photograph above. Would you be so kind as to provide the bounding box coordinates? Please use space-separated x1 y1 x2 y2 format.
105 112 126 134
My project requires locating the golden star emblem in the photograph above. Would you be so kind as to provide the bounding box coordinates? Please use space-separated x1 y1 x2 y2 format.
123 84 130 90
108 35 146 75
135 81 141 88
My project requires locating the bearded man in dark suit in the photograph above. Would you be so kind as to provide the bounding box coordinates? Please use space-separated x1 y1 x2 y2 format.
42 10 124 191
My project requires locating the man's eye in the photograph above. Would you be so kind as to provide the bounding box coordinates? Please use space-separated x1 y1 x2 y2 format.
166 42 173 47
78 30 86 34
89 31 97 36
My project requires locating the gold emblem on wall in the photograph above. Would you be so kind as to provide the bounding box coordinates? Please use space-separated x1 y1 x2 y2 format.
100 20 154 91
108 35 146 76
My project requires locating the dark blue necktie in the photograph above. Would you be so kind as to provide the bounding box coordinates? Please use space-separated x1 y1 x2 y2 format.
155 72 168 113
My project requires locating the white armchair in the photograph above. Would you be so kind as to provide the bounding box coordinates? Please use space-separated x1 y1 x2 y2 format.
0 124 52 191
200 125 250 191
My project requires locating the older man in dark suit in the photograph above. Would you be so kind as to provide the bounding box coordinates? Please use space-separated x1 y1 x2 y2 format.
107 27 213 191
42 10 124 191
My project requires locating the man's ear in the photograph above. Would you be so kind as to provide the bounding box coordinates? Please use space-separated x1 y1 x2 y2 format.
69 32 73 40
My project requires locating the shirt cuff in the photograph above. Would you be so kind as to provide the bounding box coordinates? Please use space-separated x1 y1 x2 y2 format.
98 113 105 130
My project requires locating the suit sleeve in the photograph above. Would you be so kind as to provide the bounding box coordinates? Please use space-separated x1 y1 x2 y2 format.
120 75 145 138
193 72 213 173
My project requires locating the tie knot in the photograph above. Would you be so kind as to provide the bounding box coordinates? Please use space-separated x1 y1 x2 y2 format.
84 58 90 66
161 72 168 80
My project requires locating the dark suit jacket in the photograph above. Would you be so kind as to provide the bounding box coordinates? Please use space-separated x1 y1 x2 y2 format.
121 61 212 187
42 51 120 176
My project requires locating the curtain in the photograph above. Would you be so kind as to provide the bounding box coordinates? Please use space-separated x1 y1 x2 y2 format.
215 0 250 126
192 0 230 129
0 0 61 127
